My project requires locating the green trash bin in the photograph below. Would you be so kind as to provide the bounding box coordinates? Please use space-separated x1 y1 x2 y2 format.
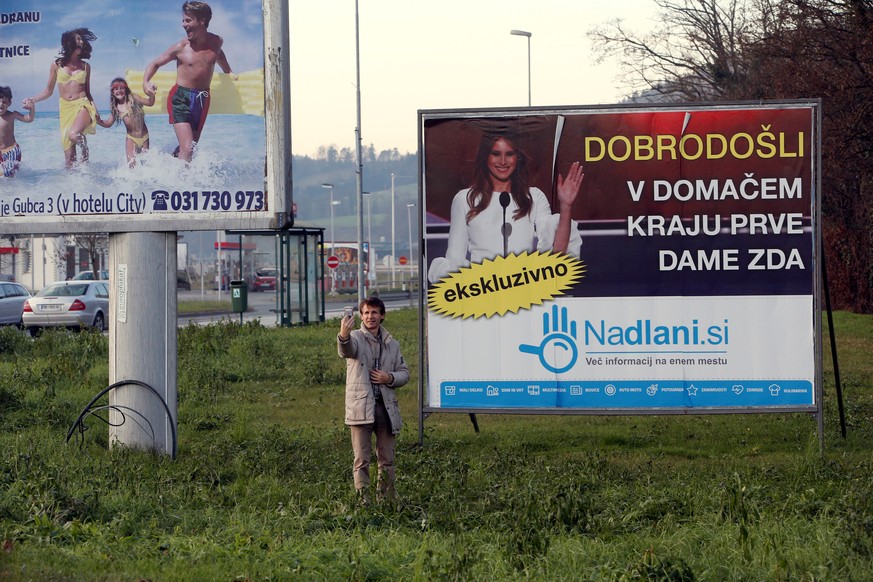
230 280 248 313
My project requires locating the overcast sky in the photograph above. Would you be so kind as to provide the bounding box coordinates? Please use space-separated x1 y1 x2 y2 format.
4 0 263 111
288 0 660 156
3 0 659 156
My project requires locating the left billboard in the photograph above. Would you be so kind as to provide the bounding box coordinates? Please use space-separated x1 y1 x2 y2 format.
0 0 290 234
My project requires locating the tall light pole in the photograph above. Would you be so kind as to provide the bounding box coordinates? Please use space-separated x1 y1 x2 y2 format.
390 173 397 288
510 29 532 106
407 202 415 283
321 182 335 251
363 192 376 289
354 0 366 304
322 183 337 294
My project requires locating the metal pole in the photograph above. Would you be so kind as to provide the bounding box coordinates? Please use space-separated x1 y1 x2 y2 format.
354 0 365 304
330 189 334 254
238 235 244 324
510 29 532 106
391 172 396 288
322 183 335 294
109 232 177 457
526 35 531 106
407 203 415 282
215 230 221 300
30 235 34 291
364 192 375 290
8 236 16 283
263 0 293 229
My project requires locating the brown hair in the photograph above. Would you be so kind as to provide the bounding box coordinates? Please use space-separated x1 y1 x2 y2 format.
359 297 386 315
183 1 213 27
57 28 96 66
466 134 533 224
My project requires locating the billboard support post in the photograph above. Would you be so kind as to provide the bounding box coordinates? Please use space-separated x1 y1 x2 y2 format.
108 232 178 456
821 238 846 440
264 0 293 229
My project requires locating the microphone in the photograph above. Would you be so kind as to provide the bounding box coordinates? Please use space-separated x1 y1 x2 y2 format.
499 192 511 256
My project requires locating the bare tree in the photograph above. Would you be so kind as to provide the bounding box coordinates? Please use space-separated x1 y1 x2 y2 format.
591 0 873 312
590 0 764 100
742 0 873 311
54 234 109 278
76 234 109 277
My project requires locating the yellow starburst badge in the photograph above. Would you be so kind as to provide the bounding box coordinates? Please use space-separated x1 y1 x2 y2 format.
427 251 585 319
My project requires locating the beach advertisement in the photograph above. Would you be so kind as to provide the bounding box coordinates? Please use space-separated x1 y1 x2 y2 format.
0 0 278 234
422 102 820 412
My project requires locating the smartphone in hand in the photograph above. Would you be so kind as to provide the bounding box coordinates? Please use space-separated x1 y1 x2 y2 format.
344 306 354 319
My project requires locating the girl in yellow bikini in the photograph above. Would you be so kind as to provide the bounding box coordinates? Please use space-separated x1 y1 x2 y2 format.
96 78 155 168
29 28 98 168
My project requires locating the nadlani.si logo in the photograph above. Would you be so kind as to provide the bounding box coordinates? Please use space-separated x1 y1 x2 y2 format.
517 306 730 374
518 305 579 374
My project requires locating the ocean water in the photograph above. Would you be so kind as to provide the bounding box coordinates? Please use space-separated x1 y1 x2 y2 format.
2 113 266 204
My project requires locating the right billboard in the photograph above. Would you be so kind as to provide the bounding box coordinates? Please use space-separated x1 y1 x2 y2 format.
422 101 820 412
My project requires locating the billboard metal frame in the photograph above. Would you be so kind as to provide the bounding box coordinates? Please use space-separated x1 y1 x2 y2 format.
416 99 824 446
0 0 291 235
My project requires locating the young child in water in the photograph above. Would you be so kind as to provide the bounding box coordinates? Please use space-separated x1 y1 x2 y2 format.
0 86 35 178
96 77 155 167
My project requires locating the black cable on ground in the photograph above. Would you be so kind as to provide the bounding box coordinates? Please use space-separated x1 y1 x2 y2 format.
65 379 177 459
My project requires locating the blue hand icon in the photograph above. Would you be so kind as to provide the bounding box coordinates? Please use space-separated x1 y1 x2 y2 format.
518 305 579 374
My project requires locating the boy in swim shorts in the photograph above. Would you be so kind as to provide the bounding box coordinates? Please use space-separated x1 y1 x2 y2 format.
0 86 35 178
168 84 210 135
142 1 234 162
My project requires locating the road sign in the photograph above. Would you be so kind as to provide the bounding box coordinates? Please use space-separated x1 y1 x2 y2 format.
327 255 340 269
399 256 408 265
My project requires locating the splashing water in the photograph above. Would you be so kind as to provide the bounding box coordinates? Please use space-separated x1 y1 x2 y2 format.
2 114 265 202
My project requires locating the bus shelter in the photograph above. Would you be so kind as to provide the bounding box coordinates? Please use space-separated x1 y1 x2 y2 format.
225 227 325 326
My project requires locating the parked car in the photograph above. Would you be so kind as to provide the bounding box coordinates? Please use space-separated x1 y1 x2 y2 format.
22 281 109 336
0 282 31 327
251 268 278 292
177 270 192 291
71 269 109 281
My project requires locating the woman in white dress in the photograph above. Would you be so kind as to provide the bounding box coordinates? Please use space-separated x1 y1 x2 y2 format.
428 133 584 283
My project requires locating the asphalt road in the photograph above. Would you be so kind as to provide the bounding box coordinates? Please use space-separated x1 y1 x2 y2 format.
177 288 419 327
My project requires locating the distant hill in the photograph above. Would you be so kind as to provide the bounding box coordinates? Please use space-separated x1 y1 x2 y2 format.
291 148 418 256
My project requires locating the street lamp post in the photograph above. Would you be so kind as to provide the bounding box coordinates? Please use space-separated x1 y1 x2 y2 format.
354 0 366 304
363 192 376 289
406 203 415 284
322 183 338 294
390 173 396 288
510 29 532 106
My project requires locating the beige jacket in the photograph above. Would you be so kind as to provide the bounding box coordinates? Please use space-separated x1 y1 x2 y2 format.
337 324 409 434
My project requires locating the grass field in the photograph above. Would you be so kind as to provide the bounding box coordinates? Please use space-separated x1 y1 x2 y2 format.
0 309 871 580
177 299 231 316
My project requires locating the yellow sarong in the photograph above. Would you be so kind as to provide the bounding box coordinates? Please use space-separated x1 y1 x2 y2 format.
58 97 97 151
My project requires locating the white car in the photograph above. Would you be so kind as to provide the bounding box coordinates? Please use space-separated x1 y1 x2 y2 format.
0 282 31 327
22 281 109 336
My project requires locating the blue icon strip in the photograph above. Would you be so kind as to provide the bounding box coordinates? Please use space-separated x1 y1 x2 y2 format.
439 380 814 408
